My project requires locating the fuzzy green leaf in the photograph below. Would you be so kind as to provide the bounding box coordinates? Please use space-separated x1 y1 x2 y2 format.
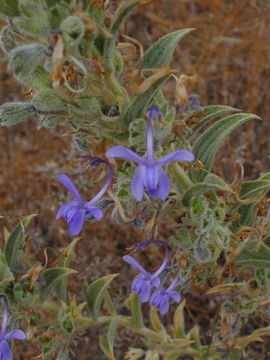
143 28 194 69
240 172 270 199
182 173 230 206
122 72 171 125
188 105 239 139
9 43 47 82
149 306 167 333
104 0 140 69
173 301 186 338
4 214 36 270
0 102 36 126
33 89 67 112
40 267 76 302
125 292 144 328
0 25 16 53
237 243 270 268
191 113 260 182
0 0 20 18
238 172 270 226
86 274 118 318
55 238 79 302
99 318 119 360
0 254 15 286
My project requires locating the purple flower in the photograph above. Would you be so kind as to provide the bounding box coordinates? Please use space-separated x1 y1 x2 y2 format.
123 240 169 302
106 106 194 201
150 276 181 315
0 295 26 360
56 158 112 236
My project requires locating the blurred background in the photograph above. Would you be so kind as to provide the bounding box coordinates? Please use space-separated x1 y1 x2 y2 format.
1 0 270 358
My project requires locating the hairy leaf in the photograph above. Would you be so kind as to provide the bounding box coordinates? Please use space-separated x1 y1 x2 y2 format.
104 0 140 69
143 28 194 69
99 318 119 360
86 274 118 318
188 105 239 139
182 173 231 206
56 238 79 301
40 267 76 302
237 243 270 268
191 113 260 182
122 70 171 125
4 214 36 270
125 292 144 328
0 102 36 126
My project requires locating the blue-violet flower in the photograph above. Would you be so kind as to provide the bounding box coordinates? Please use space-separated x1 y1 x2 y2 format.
123 240 169 302
0 295 26 360
150 276 181 315
106 106 194 201
56 158 112 236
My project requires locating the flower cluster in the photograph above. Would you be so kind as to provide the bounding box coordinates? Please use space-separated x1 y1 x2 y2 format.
56 106 194 236
0 295 26 360
56 158 113 236
123 240 181 315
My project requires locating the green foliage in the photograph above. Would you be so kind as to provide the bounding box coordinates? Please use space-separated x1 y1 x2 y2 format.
99 318 119 360
85 274 118 318
122 71 171 125
104 0 140 69
55 238 79 301
4 214 36 270
143 28 194 69
39 267 76 302
0 0 20 18
191 112 260 182
125 292 144 328
61 16 85 49
0 102 36 126
33 89 67 112
0 25 16 53
9 43 47 83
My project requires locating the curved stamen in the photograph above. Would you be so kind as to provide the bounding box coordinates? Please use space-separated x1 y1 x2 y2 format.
129 239 169 278
81 157 113 206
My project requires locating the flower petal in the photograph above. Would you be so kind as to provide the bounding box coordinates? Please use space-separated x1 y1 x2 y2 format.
156 167 170 200
106 146 145 165
159 296 169 315
55 175 83 203
168 291 181 303
123 255 150 276
0 341 12 360
56 201 77 220
156 150 194 166
149 290 161 307
68 210 85 236
132 277 151 303
5 329 26 340
131 166 145 201
88 206 103 221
